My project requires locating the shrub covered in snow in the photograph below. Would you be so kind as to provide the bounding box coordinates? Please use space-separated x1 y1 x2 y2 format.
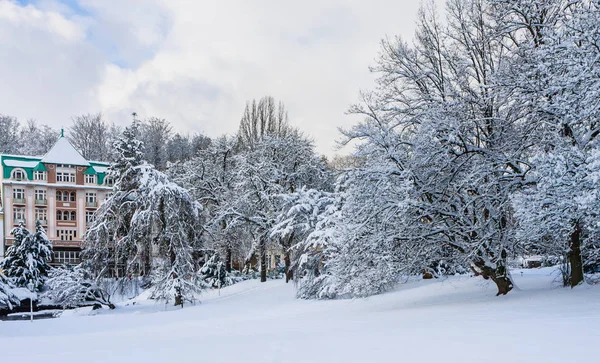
44 265 115 310
0 272 20 311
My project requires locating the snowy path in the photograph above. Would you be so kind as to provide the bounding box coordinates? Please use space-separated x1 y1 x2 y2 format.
1 268 599 363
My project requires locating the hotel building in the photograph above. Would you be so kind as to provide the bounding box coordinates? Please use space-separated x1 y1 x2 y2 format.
0 135 112 266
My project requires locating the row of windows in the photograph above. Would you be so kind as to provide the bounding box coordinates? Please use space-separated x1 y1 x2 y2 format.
56 191 76 202
13 170 48 181
12 189 99 203
57 229 77 241
56 171 76 183
11 168 113 185
13 209 95 223
53 251 80 265
56 210 77 221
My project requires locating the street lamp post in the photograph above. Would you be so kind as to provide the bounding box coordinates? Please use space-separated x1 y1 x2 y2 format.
27 282 34 322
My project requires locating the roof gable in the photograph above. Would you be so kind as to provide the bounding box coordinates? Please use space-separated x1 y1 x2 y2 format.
41 137 90 166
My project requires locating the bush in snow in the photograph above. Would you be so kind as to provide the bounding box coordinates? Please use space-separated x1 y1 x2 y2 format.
199 254 230 288
44 265 115 310
0 222 53 291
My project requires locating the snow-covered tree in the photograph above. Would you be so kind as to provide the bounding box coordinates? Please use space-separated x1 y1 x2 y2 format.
506 0 600 286
326 0 528 296
85 121 205 306
168 135 243 273
0 272 20 311
68 113 118 162
0 222 53 291
83 121 145 279
0 114 21 154
140 117 172 170
513 147 588 286
19 119 58 156
229 131 331 282
44 265 115 309
271 188 338 284
199 253 230 288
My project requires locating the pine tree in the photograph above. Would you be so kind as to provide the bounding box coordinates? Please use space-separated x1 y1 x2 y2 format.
0 222 53 291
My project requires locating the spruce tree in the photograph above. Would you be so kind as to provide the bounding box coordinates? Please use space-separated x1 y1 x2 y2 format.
0 222 53 291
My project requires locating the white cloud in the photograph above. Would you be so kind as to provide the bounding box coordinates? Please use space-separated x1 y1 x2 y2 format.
0 0 103 127
0 0 442 156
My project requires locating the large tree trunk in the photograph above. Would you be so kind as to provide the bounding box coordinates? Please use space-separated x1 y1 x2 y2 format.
471 257 513 296
569 221 584 287
260 237 267 283
225 246 232 273
284 252 293 283
282 234 294 283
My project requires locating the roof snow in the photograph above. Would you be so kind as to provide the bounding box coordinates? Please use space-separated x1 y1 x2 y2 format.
94 166 108 174
3 160 40 168
41 137 90 166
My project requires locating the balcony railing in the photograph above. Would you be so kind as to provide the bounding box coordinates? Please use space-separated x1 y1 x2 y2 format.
86 201 98 208
35 199 48 206
13 198 26 204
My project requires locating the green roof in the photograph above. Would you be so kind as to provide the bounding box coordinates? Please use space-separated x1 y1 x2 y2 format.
33 163 47 172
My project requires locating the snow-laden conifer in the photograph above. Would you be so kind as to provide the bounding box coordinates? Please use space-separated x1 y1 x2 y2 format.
0 222 53 291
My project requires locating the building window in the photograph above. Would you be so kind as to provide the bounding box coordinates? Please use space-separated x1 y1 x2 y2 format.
85 211 95 224
35 189 47 203
34 171 47 181
53 250 80 265
104 176 115 187
56 172 76 183
56 229 77 241
85 174 97 184
56 210 76 221
35 208 47 223
13 188 25 201
56 190 76 202
11 169 27 181
105 192 113 200
86 192 97 207
13 207 25 223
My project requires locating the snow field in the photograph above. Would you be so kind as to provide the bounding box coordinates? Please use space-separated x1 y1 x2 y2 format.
1 268 599 363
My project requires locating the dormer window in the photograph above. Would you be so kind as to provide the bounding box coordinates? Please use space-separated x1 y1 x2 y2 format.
34 171 47 181
85 174 97 184
12 169 27 181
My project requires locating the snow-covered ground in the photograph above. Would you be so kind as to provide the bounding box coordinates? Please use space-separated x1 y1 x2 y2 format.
1 268 599 363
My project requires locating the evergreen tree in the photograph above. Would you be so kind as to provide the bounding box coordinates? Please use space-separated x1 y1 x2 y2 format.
110 120 144 177
0 222 53 291
85 121 204 306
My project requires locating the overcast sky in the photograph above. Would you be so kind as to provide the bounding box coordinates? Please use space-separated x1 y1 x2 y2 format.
1 0 439 156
